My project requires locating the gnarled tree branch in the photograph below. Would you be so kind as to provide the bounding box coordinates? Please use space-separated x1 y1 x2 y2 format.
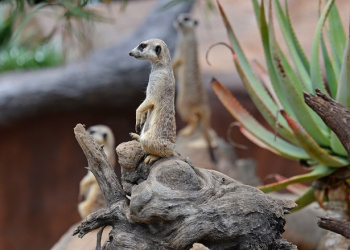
304 89 350 156
74 124 126 205
318 217 350 239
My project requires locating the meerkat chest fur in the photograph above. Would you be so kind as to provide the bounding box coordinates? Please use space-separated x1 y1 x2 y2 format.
142 62 176 139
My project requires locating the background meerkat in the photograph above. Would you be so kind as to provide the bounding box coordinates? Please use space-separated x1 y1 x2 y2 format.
173 13 216 162
78 125 115 219
129 38 177 164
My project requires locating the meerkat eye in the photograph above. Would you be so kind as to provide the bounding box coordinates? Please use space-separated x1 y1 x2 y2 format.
138 43 147 51
89 130 95 135
183 17 190 22
155 45 161 56
102 133 107 140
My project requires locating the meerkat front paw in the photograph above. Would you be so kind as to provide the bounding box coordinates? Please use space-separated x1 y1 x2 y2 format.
130 132 140 141
144 154 160 164
136 111 147 132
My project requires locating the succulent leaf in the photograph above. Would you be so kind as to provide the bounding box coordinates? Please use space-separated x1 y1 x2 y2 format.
327 1 346 64
291 187 317 212
268 6 330 146
321 33 338 98
310 0 335 94
259 165 335 193
281 110 348 167
274 0 312 93
217 1 298 144
283 0 310 73
211 78 309 160
258 1 295 116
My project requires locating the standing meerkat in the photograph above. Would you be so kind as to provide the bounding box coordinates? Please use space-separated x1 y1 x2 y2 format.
173 13 216 162
129 39 177 164
78 125 116 219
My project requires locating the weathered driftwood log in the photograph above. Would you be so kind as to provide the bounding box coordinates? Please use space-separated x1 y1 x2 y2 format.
73 124 296 249
318 217 350 239
0 0 193 124
304 88 350 156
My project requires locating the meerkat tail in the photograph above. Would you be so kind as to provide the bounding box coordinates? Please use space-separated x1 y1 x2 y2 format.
202 119 217 163
204 131 217 163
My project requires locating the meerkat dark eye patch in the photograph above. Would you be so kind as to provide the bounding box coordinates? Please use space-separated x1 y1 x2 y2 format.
183 17 190 22
138 43 147 51
102 133 107 140
155 45 161 56
89 130 95 135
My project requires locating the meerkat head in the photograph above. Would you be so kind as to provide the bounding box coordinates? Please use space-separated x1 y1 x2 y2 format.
87 125 115 151
129 39 170 65
173 13 198 32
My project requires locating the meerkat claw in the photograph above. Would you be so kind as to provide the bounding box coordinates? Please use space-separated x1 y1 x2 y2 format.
140 112 147 126
130 132 140 141
144 155 160 164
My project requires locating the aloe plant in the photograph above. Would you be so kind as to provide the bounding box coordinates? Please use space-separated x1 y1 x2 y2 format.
211 0 350 211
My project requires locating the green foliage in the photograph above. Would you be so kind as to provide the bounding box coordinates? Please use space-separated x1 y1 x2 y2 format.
159 0 215 13
0 45 62 72
0 0 111 72
212 0 350 210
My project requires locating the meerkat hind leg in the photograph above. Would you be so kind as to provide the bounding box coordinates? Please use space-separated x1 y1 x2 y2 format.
144 154 160 164
179 114 200 136
78 184 101 219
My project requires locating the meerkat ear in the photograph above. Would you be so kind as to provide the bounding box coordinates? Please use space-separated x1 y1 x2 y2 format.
155 45 161 56
102 133 107 140
194 20 199 26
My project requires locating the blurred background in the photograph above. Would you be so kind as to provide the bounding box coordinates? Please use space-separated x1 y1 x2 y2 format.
0 0 349 249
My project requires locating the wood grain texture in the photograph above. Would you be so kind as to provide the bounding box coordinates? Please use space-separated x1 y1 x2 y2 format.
318 217 350 239
304 89 350 156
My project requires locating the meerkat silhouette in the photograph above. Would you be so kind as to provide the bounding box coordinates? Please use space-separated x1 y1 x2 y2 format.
129 39 177 164
173 13 216 162
78 125 116 219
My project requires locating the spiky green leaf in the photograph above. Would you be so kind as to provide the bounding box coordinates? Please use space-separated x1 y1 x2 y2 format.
218 1 304 144
259 165 335 193
310 0 335 93
275 0 312 93
211 78 309 160
268 5 330 146
321 33 338 97
281 110 348 167
291 187 317 212
327 1 346 63
258 1 295 117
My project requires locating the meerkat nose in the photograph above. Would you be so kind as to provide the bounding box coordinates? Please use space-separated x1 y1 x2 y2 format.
129 52 133 56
